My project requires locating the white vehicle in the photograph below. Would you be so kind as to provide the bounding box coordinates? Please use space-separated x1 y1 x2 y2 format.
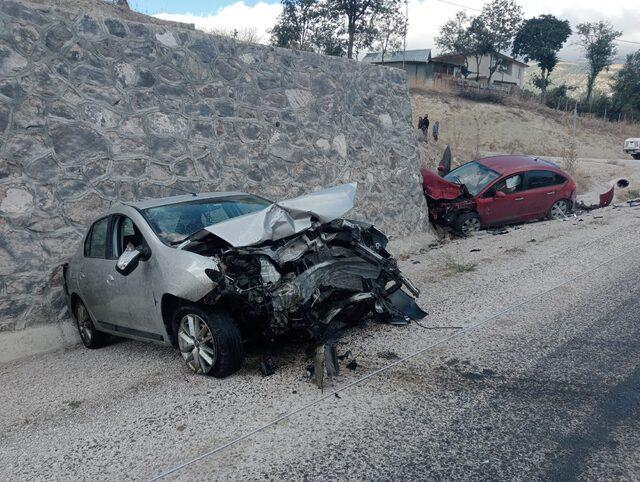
624 138 640 160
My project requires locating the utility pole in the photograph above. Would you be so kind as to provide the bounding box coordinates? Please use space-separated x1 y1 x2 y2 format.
402 0 408 68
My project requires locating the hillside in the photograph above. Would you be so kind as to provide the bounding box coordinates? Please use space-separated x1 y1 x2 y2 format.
411 89 634 164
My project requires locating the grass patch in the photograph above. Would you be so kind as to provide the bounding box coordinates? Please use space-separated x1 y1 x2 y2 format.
619 189 640 202
443 255 477 275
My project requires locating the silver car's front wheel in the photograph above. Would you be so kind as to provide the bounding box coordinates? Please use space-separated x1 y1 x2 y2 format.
178 314 217 374
549 199 571 220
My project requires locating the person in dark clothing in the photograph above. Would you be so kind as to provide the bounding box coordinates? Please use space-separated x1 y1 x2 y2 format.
418 116 423 130
421 115 429 141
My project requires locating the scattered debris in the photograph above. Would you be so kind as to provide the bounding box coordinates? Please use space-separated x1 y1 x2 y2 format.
337 350 352 361
346 360 358 371
628 198 640 207
470 248 481 252
378 350 400 360
528 238 536 243
575 186 615 211
259 360 276 377
489 228 509 235
176 425 186 432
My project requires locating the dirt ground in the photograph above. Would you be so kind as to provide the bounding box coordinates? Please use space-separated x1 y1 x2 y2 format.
411 91 638 162
2 157 640 479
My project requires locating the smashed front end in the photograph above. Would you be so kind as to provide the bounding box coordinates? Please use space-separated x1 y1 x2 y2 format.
185 219 426 342
420 168 475 228
179 183 426 343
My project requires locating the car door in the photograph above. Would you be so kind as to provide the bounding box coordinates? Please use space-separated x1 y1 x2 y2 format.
522 170 566 219
77 216 119 325
108 214 163 339
476 173 527 225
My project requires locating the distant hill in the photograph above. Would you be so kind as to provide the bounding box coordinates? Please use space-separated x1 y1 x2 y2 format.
524 60 624 96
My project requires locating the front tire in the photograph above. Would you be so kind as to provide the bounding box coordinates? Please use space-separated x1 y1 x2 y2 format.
75 300 110 349
548 199 571 220
173 305 244 378
632 154 640 160
455 212 481 237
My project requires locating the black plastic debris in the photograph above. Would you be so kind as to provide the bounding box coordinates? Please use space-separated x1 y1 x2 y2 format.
470 248 481 252
337 350 352 361
490 228 509 235
259 360 275 377
528 238 536 243
346 360 358 371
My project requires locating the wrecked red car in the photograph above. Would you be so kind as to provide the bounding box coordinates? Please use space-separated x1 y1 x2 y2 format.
421 155 577 235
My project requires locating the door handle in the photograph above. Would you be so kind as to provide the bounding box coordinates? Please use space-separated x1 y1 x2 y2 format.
515 197 524 201
546 191 555 195
106 275 115 285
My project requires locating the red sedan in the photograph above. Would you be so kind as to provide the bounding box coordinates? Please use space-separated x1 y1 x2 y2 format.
421 155 577 236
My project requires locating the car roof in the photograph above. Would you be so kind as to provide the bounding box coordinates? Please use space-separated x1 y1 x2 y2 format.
476 155 562 175
114 191 253 211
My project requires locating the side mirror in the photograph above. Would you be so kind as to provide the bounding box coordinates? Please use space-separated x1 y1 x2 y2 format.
494 190 506 198
437 165 445 172
116 243 144 276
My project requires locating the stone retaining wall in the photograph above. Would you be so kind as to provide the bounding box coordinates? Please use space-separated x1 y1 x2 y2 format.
0 0 426 332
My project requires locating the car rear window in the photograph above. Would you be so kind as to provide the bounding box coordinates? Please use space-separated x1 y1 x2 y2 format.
525 170 565 189
143 195 271 245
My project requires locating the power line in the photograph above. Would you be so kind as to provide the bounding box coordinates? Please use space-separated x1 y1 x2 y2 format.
433 0 481 11
616 38 640 45
148 231 640 481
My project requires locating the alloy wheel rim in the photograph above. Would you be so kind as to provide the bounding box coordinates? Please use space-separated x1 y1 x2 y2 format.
462 218 480 235
551 201 568 219
178 314 216 374
77 304 92 343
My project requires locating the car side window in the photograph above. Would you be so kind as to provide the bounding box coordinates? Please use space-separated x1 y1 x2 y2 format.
525 170 562 189
84 217 109 259
115 216 145 257
487 174 523 196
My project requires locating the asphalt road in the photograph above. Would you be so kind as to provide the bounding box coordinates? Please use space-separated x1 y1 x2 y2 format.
2 209 640 481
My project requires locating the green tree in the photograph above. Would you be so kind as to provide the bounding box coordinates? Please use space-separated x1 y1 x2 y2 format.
512 15 571 101
576 21 622 104
270 0 323 51
467 17 493 82
477 0 524 82
435 11 473 77
329 0 386 59
611 51 640 114
370 0 407 62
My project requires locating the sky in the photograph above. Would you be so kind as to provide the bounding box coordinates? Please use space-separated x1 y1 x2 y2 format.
135 0 640 62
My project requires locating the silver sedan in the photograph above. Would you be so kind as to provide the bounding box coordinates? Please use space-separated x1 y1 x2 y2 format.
63 184 426 377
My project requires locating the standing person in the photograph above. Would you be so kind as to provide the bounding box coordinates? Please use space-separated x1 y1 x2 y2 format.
418 116 423 130
421 115 429 141
432 121 440 142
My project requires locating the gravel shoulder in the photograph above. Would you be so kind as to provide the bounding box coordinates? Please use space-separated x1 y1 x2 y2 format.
2 188 640 480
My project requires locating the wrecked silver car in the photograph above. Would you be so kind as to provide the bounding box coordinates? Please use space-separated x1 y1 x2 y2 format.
63 184 426 377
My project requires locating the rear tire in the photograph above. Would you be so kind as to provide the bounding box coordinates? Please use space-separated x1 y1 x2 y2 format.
173 305 244 378
75 300 110 349
454 212 481 237
548 199 571 220
633 154 640 160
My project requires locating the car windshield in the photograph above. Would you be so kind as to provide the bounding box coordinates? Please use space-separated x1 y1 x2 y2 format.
143 195 272 245
444 161 500 196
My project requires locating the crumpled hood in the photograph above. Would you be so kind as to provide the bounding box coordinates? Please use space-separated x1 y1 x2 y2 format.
420 168 463 200
204 183 357 247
